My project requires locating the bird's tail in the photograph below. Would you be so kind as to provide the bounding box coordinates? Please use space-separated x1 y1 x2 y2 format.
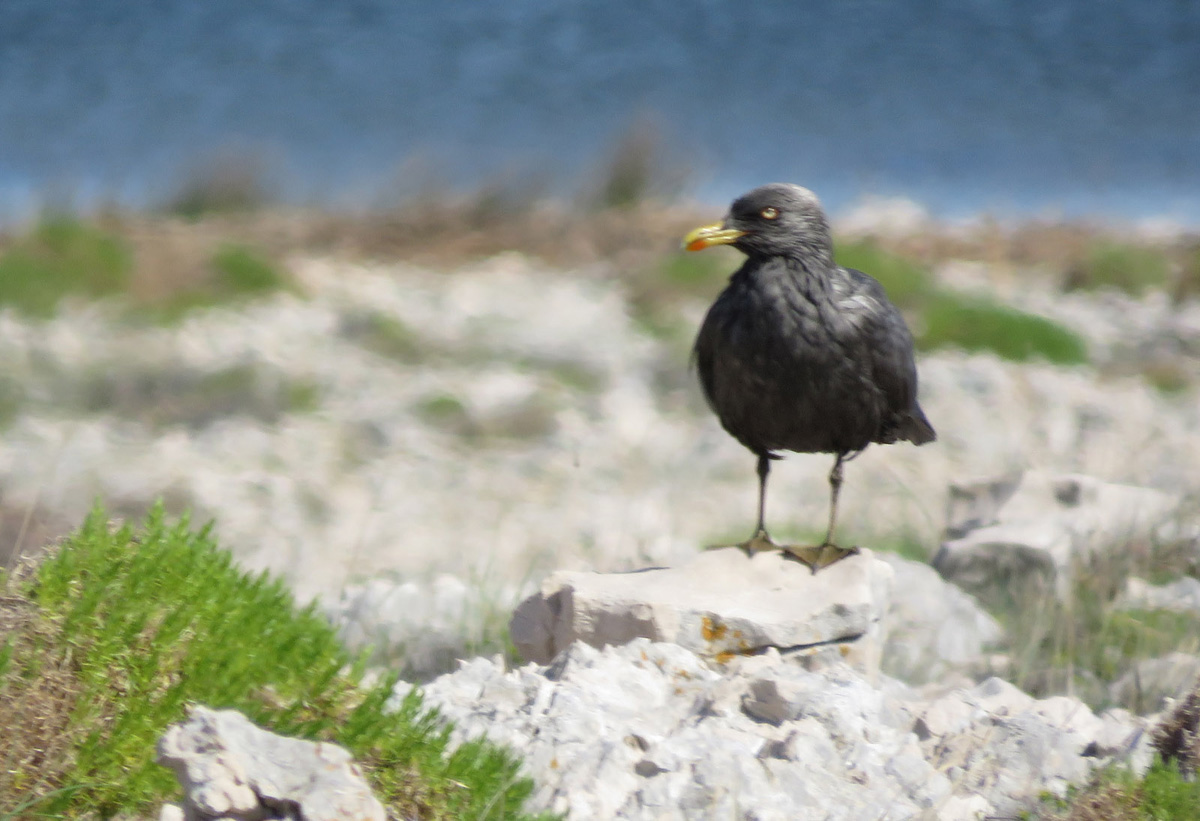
898 405 936 445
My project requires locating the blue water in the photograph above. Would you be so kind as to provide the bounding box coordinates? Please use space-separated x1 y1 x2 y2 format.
2 0 1199 223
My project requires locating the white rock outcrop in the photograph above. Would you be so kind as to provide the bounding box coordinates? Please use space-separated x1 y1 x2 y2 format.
1109 652 1200 714
510 547 892 679
409 638 1151 821
880 553 1003 684
934 471 1180 600
156 705 384 821
1116 576 1200 615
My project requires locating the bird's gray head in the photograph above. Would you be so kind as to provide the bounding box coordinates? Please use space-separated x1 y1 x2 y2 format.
683 183 833 265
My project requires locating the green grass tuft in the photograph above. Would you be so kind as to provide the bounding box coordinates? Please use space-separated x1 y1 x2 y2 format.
1066 242 1171 296
0 506 550 819
0 217 131 317
835 239 935 308
150 243 292 321
835 240 1089 365
1041 759 1200 820
211 243 288 295
918 292 1089 365
1142 758 1200 818
346 312 429 363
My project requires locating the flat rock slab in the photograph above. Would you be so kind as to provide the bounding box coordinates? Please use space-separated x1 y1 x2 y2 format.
510 547 892 678
934 471 1180 602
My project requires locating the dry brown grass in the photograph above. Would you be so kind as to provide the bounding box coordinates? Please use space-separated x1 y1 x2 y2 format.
0 555 84 808
1153 679 1200 774
0 199 705 321
1053 779 1142 821
49 199 706 313
0 502 71 571
4 192 1197 319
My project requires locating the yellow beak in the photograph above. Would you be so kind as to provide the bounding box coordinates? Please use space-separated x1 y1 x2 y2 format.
682 222 746 252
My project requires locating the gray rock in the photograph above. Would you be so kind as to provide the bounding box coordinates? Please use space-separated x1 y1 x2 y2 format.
1110 652 1200 713
412 638 1146 820
934 471 1180 602
156 705 385 821
1116 576 1200 614
510 547 892 680
328 573 529 680
880 553 1003 684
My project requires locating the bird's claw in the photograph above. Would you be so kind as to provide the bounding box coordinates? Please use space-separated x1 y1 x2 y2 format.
706 528 780 555
781 543 860 573
740 529 780 555
709 532 859 573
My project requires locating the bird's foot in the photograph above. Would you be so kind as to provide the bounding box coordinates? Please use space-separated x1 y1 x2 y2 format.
780 542 860 574
706 528 781 555
740 528 780 555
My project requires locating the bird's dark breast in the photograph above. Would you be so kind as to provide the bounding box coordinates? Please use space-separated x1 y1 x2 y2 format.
695 273 888 457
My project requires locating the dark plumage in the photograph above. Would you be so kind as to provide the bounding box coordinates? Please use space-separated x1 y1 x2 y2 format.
683 183 935 570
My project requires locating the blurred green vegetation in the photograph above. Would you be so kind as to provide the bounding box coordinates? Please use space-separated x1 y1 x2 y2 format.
66 363 320 428
162 154 275 218
0 506 549 820
834 239 935 307
0 217 131 317
659 249 737 296
590 119 688 210
1065 241 1171 296
346 312 428 363
0 215 291 321
920 292 1088 365
1042 759 1200 821
416 392 473 433
212 243 288 294
0 377 24 431
154 243 292 321
987 536 1200 713
629 248 739 343
1175 243 1200 303
835 239 1089 365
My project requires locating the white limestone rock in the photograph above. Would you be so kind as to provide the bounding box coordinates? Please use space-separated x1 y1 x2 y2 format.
1116 576 1200 615
934 471 1180 601
510 547 893 679
1109 652 1200 713
156 705 384 821
412 638 1147 821
880 553 1003 684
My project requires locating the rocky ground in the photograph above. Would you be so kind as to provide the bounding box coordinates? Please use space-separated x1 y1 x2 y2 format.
408 639 1152 821
4 208 1200 817
1 237 1198 669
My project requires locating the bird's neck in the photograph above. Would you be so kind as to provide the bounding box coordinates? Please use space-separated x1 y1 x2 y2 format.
780 249 836 294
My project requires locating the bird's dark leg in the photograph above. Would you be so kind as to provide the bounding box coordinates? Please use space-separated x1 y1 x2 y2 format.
707 452 779 554
738 453 779 554
821 452 846 547
754 452 770 534
782 451 861 573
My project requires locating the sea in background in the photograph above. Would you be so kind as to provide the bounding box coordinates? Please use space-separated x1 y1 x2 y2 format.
1 0 1198 225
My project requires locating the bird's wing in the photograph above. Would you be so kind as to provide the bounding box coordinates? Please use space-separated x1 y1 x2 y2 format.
692 295 726 413
836 267 921 415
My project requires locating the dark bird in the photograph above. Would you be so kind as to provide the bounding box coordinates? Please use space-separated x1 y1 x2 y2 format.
683 183 935 570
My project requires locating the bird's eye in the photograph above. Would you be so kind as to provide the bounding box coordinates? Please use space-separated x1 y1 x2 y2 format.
760 207 779 220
